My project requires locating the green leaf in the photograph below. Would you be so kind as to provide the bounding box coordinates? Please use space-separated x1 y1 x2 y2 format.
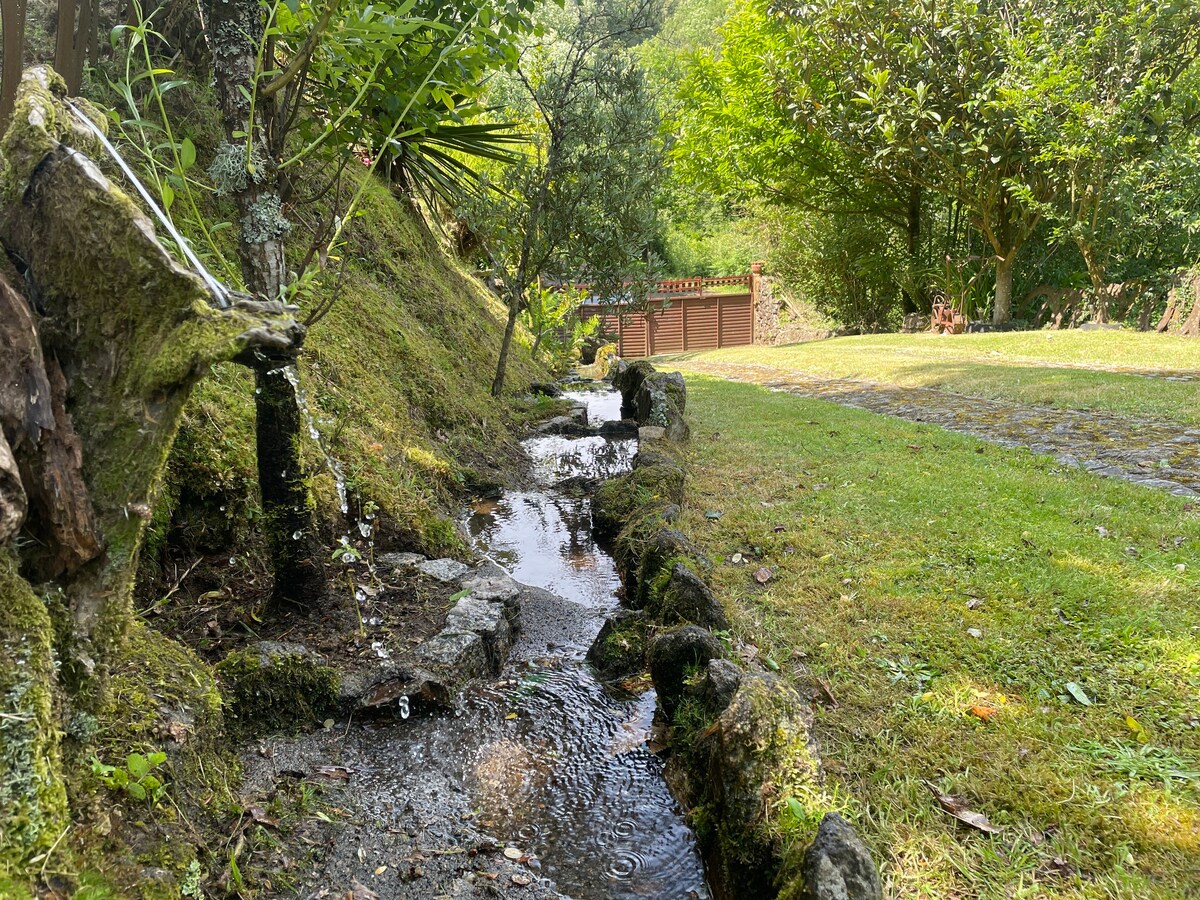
127 752 149 778
1064 682 1092 706
786 796 805 822
180 138 196 171
148 751 167 766
126 781 147 801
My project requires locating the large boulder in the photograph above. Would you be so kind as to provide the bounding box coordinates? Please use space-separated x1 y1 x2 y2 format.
612 359 656 415
592 462 685 541
793 813 883 900
649 625 725 719
622 526 705 608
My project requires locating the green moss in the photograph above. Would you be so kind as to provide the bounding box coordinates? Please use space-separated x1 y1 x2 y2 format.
169 175 550 559
0 553 69 878
99 622 235 808
215 647 339 741
590 617 650 675
593 462 685 541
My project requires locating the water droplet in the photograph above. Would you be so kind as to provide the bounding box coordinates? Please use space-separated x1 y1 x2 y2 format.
228 556 237 566
292 530 302 540
397 695 410 719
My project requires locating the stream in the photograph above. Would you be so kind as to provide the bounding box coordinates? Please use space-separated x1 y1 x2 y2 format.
319 385 710 899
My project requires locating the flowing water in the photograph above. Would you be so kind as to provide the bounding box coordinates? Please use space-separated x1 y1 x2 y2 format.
340 386 709 899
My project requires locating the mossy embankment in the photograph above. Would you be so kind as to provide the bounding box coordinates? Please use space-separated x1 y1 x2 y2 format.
149 176 551 573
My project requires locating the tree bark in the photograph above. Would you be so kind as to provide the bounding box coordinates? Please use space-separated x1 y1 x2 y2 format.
492 292 522 396
207 0 328 609
993 254 1014 325
903 183 922 313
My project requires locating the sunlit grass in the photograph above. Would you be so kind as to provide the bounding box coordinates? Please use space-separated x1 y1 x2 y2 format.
677 375 1200 898
659 331 1200 425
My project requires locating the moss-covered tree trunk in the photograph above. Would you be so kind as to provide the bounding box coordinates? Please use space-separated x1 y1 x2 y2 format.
0 67 302 875
207 0 328 610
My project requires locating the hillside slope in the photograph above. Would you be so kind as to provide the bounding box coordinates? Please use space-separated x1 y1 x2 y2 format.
148 177 549 581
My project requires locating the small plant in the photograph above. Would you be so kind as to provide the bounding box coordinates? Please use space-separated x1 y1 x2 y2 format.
91 750 169 804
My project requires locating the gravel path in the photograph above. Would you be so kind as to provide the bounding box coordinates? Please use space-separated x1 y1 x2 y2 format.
675 360 1200 497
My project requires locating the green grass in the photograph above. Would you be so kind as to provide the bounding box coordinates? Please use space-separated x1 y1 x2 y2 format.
676 375 1200 899
660 331 1200 425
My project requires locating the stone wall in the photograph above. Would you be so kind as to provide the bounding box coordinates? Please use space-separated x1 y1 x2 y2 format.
589 361 881 900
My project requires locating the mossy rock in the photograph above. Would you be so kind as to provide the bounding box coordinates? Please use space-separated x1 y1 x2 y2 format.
695 673 824 897
586 610 649 677
612 359 656 410
627 529 705 609
0 552 68 875
592 463 685 542
646 561 730 631
215 643 339 741
99 622 236 808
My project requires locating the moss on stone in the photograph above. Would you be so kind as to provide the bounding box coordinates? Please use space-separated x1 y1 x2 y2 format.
593 462 685 542
0 552 69 877
99 622 236 809
215 646 339 741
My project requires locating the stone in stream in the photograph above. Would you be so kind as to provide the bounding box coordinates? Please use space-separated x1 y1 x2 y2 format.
416 631 488 682
587 609 650 677
460 574 523 629
649 625 725 719
695 658 742 716
416 557 471 582
443 596 512 674
798 812 883 900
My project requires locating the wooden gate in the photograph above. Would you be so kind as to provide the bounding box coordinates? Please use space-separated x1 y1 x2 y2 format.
577 274 759 358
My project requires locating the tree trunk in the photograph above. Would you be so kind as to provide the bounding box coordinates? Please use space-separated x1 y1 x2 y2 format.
0 67 303 872
993 254 1014 325
902 184 921 313
492 292 522 396
208 0 328 609
1077 239 1107 324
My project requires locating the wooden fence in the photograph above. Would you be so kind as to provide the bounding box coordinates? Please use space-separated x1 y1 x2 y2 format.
576 271 762 358
2 0 101 127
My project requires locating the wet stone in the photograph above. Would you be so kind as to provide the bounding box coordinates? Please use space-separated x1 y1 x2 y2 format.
460 574 522 629
798 812 883 900
444 597 512 673
417 557 471 582
416 630 488 682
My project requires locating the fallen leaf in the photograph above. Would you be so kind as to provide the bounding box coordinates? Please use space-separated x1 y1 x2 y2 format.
1095 526 1110 538
966 627 982 638
815 678 839 708
316 765 352 780
512 873 532 886
350 879 380 900
773 525 786 533
248 806 279 828
754 567 773 584
731 552 744 564
1125 715 1149 743
924 782 1003 834
705 510 722 520
1064 682 1092 706
969 705 998 723
503 847 523 860
966 598 984 610
505 712 518 720
374 865 387 876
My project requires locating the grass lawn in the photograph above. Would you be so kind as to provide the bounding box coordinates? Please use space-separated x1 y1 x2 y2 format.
676 375 1200 899
659 331 1200 426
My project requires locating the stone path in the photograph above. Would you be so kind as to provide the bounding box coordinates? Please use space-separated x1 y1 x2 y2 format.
675 360 1200 497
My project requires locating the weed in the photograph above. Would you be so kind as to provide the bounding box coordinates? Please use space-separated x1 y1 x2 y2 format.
90 751 169 805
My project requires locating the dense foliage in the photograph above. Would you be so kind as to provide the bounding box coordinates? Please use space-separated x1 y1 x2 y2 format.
676 0 1200 327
